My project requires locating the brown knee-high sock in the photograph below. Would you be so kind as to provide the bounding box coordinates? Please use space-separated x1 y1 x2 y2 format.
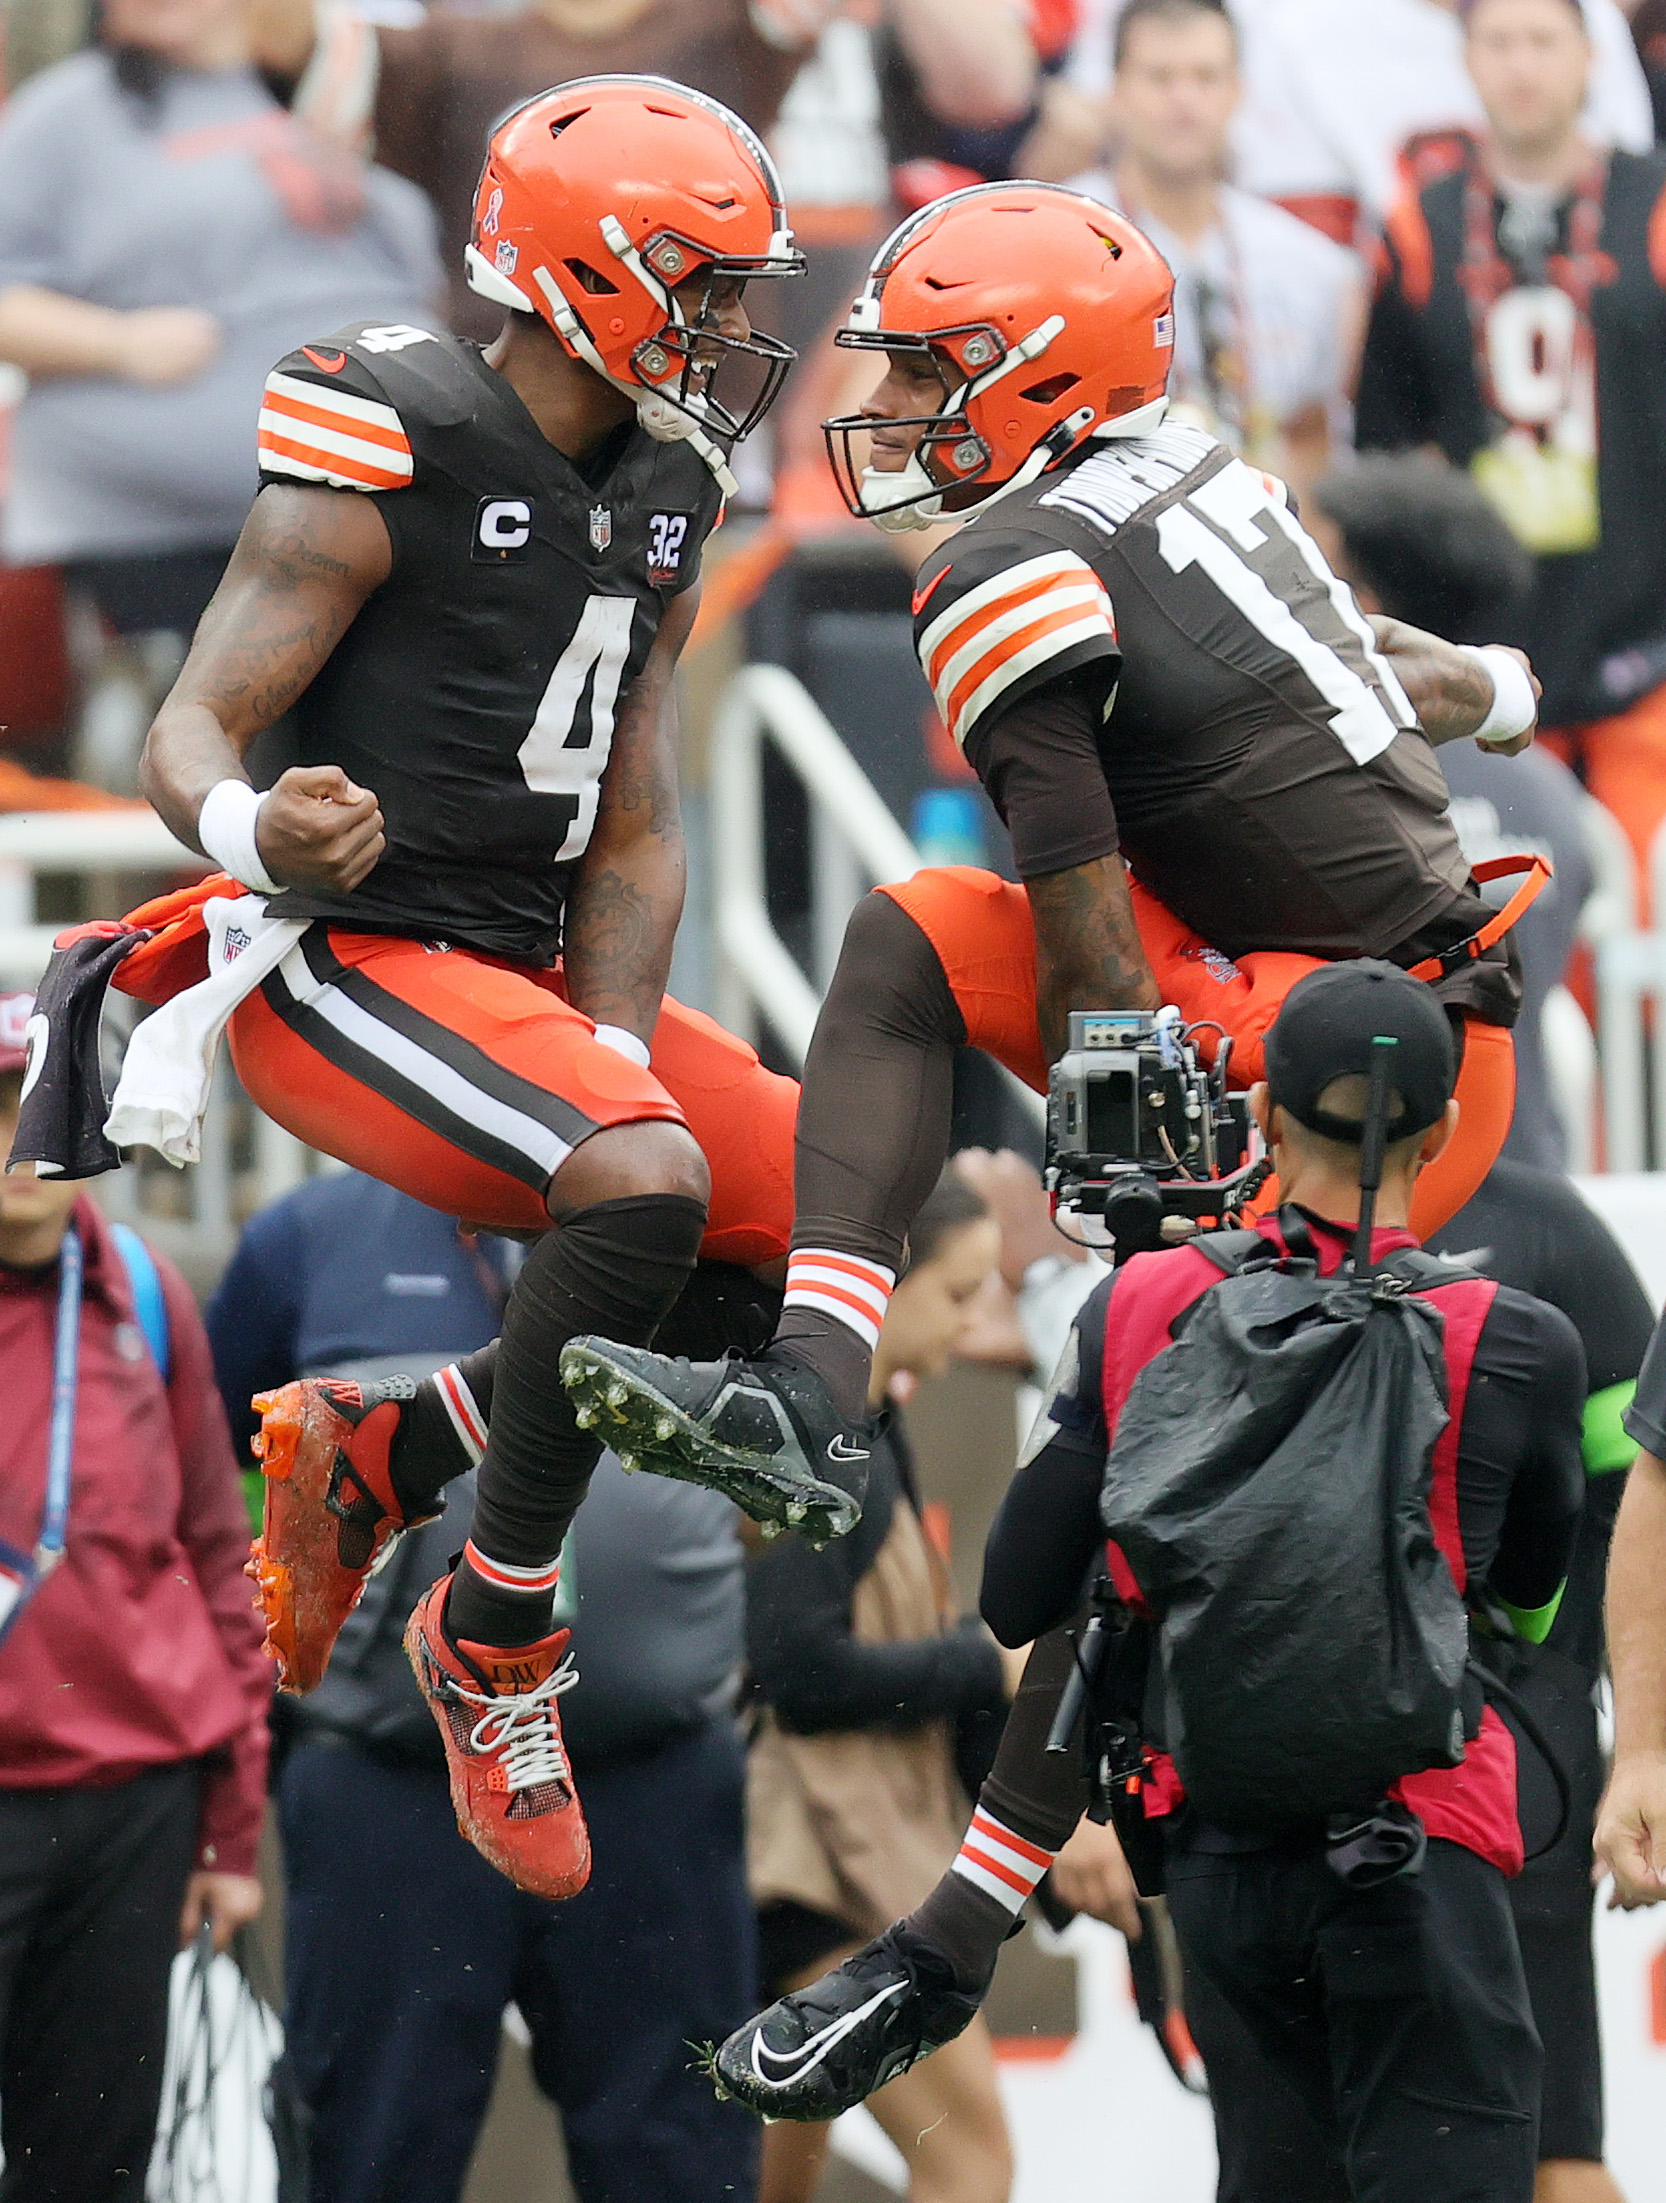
906 1626 1090 1993
445 1194 705 1648
772 890 967 1418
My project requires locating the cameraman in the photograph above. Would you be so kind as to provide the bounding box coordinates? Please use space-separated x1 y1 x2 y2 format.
976 965 1585 2200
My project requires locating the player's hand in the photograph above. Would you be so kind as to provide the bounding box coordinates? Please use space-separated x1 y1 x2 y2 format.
114 307 222 387
1594 1749 1666 1907
1048 1816 1143 1940
1476 646 1540 758
179 1870 264 1953
256 764 385 893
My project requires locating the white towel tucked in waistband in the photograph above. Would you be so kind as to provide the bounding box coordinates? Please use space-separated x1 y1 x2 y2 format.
105 896 306 1166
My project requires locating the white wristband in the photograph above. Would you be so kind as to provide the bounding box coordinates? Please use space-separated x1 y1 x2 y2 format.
592 1023 651 1069
1460 646 1538 744
197 778 280 894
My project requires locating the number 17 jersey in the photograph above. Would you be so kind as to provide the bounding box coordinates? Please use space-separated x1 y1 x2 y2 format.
255 322 722 967
912 420 1515 1021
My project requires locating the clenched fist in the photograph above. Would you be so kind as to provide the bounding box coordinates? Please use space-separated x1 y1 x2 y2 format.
255 764 385 894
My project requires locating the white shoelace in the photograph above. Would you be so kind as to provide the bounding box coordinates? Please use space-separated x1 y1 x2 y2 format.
460 1653 580 1793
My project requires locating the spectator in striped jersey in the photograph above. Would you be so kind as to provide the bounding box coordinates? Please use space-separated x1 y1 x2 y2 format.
0 0 439 651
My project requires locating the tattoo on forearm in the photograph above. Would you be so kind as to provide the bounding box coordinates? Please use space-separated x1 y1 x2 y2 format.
1375 617 1494 745
204 606 354 728
603 674 680 838
563 866 669 1032
1027 856 1159 1062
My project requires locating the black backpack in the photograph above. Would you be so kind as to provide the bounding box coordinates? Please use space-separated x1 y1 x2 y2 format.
1098 1218 1475 1836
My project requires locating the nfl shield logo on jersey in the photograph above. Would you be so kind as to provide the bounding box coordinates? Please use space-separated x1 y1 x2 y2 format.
589 506 612 553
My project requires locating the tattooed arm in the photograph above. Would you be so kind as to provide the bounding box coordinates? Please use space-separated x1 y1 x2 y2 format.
561 585 699 1048
1026 854 1160 1065
138 484 391 893
1370 616 1541 755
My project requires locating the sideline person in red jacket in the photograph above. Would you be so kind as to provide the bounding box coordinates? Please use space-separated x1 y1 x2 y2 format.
0 991 270 2203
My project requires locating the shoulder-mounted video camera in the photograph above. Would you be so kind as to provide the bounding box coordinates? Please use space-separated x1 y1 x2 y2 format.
1045 1007 1271 1259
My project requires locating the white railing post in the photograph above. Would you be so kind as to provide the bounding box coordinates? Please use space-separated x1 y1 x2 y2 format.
710 664 919 1070
707 664 1044 1129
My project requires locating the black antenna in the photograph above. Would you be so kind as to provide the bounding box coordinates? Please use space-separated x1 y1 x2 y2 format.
1352 1035 1399 1279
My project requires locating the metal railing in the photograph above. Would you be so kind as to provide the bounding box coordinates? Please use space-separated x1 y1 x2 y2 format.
710 661 920 1062
0 808 207 977
1594 804 1666 1173
708 664 1044 1132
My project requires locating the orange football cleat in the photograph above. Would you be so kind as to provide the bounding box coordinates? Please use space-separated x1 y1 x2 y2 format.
404 1575 590 1900
247 1377 432 1694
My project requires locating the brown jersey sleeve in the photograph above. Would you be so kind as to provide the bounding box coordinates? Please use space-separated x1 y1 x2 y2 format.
963 666 1122 879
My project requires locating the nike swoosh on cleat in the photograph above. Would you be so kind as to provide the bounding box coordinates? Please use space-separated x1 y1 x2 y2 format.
911 565 951 617
746 1981 910 2089
827 1436 870 1463
302 346 348 373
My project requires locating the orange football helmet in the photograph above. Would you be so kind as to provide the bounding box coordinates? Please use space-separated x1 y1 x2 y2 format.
468 77 804 490
825 184 1176 531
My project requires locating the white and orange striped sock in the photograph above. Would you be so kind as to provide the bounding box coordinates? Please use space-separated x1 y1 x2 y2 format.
949 1807 1055 1914
447 1539 563 1650
781 1248 896 1353
434 1362 488 1468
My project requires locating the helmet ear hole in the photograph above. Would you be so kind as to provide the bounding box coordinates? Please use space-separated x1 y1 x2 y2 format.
1020 371 1080 406
566 259 620 296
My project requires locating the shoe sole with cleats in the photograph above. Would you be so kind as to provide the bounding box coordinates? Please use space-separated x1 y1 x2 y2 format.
247 1381 415 1694
558 1341 859 1547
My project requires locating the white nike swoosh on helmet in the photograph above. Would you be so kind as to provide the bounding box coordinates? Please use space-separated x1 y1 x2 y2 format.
747 1981 909 2089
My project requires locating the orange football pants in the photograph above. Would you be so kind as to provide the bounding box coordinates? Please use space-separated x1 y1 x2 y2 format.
226 929 799 1266
880 866 1515 1239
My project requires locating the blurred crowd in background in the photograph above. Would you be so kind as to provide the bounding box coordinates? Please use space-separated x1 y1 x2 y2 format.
3 0 1666 2199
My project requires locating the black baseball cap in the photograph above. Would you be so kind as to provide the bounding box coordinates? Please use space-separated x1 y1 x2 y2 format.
1264 960 1456 1144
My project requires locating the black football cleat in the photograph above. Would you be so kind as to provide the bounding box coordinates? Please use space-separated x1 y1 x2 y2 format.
710 1924 981 2120
557 1340 867 1545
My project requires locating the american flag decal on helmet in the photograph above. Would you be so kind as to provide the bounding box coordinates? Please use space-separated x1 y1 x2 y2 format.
917 551 1117 750
257 368 414 491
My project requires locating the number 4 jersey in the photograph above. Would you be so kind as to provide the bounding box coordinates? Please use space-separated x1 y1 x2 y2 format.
913 420 1515 1021
255 322 723 965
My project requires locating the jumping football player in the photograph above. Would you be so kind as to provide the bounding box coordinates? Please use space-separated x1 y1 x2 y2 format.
561 181 1545 1517
129 78 813 1900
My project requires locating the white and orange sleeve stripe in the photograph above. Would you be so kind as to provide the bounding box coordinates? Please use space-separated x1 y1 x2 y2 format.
951 1807 1054 1913
782 1248 896 1354
917 551 1116 751
257 368 414 492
